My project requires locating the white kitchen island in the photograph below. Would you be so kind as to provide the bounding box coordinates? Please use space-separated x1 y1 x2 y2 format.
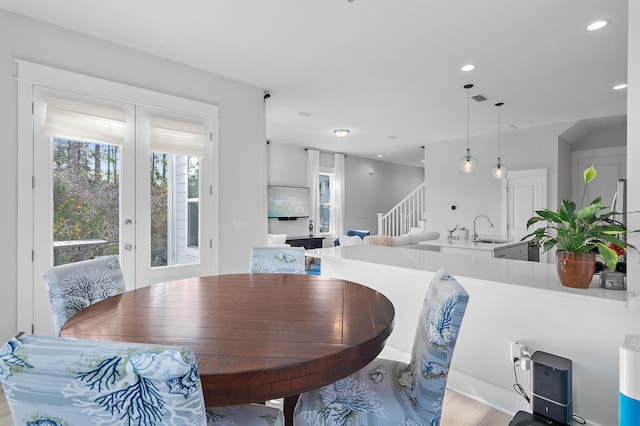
419 238 529 260
306 244 637 426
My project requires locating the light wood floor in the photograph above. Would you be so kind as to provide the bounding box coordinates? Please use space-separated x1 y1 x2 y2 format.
0 385 512 425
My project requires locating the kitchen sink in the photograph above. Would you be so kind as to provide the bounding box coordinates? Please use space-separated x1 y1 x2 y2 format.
471 239 511 244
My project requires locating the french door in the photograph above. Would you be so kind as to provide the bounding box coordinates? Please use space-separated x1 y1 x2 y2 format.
23 78 218 335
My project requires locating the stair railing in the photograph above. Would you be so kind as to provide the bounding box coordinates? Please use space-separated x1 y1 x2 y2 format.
377 182 426 236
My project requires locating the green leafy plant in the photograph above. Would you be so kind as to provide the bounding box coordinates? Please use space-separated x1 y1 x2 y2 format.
522 166 633 271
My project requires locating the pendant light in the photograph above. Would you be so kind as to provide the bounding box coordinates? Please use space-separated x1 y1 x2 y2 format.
491 102 508 179
459 84 477 173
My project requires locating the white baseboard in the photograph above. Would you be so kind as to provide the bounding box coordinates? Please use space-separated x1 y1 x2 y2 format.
446 369 523 417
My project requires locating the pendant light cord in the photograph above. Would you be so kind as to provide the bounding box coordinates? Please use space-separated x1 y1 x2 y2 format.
496 102 503 160
465 84 473 155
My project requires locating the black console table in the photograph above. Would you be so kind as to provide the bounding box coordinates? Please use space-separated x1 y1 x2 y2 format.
286 236 325 249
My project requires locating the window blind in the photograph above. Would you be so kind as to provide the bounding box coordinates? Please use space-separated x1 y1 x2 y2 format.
44 97 127 146
149 117 206 157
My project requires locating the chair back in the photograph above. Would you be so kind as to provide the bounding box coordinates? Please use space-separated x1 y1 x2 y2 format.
249 246 305 274
43 255 125 335
0 334 207 425
399 269 469 423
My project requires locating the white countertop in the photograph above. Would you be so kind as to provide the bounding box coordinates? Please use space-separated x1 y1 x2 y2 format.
418 238 527 251
307 244 627 303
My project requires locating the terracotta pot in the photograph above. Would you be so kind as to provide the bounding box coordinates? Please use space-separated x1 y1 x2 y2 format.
556 251 596 289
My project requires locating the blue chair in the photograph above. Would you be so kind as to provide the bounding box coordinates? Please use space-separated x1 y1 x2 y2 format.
249 246 306 274
43 255 126 335
0 333 284 426
293 269 469 426
333 229 370 246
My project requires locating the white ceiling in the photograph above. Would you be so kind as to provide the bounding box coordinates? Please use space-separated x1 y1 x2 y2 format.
0 0 629 166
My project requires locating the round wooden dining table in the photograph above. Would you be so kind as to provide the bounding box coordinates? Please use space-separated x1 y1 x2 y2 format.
61 273 395 424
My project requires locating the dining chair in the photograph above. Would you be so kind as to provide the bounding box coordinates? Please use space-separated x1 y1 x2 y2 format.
249 246 306 274
293 269 469 426
0 333 284 426
43 255 126 335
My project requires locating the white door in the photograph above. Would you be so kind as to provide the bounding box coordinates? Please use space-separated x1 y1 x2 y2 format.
28 87 217 335
572 147 626 209
134 107 216 286
503 169 548 261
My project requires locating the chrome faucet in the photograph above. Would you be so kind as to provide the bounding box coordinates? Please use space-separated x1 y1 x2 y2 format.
472 214 495 241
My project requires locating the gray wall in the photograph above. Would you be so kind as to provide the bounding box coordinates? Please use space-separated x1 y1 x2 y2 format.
424 121 570 238
0 10 267 341
571 121 627 151
344 156 424 234
266 142 424 239
424 119 628 243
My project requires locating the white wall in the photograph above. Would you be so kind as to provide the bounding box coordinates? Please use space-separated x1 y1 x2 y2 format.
0 10 267 342
265 142 309 237
557 137 573 203
627 1 640 299
424 122 572 238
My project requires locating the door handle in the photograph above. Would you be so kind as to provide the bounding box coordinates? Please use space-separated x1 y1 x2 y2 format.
125 244 133 251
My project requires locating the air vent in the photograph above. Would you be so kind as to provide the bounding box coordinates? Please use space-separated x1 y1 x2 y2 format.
471 94 489 102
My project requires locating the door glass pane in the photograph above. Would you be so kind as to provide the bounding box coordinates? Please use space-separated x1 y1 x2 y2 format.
150 153 199 267
52 138 120 265
187 156 199 249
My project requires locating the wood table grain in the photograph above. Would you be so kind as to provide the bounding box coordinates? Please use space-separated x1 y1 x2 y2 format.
61 273 395 424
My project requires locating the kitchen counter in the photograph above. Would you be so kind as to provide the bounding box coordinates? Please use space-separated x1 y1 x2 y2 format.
307 244 625 303
305 244 635 426
418 237 521 251
419 238 529 260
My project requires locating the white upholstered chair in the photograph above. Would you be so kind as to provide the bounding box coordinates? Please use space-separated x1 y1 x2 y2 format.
0 333 284 426
43 255 126 335
249 246 306 274
293 269 469 426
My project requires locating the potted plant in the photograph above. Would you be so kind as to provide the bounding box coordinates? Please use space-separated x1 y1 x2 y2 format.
522 166 633 288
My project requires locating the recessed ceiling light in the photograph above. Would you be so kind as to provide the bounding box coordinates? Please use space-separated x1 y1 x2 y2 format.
613 83 628 90
377 154 383 158
587 20 609 31
334 129 350 138
461 64 476 72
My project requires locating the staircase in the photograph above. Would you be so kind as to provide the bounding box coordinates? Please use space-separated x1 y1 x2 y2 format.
377 182 426 236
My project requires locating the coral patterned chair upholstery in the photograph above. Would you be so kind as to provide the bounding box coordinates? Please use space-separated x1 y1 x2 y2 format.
293 269 469 426
0 334 284 426
43 255 126 335
249 246 306 274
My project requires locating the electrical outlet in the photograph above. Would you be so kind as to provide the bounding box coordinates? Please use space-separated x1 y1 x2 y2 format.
510 341 526 364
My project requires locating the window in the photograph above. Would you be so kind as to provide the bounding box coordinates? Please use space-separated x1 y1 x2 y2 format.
187 156 199 249
148 117 207 267
51 137 120 265
319 172 333 234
